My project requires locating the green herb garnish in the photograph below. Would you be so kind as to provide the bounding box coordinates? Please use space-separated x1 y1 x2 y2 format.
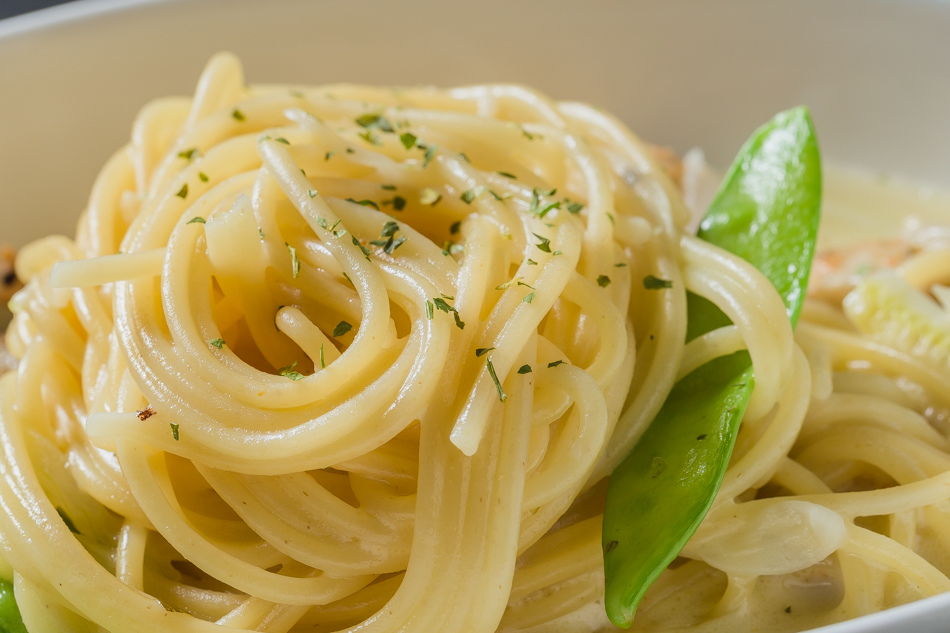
369 221 407 255
346 198 380 210
286 243 300 278
278 360 304 381
487 358 507 402
643 275 673 290
356 113 395 133
333 321 353 337
533 233 552 253
461 186 485 204
352 236 371 260
419 188 442 206
400 132 418 149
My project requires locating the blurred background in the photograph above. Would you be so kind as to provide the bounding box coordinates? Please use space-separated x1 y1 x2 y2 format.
0 0 72 20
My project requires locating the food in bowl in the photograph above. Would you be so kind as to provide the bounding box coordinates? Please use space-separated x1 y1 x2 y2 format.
2 52 950 632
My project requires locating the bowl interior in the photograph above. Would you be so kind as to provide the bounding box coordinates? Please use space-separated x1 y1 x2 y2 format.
2 0 950 248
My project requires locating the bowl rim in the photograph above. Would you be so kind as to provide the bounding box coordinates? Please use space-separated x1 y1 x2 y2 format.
0 0 170 39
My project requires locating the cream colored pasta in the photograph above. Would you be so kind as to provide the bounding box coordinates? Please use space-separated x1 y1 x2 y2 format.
3 52 950 633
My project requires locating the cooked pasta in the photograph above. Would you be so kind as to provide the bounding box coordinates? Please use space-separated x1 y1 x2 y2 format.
2 52 950 633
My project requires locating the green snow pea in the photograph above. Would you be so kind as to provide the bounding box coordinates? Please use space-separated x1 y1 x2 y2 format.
0 579 27 633
602 106 821 627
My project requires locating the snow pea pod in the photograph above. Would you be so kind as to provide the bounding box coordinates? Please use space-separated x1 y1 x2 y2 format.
0 579 27 633
602 106 821 627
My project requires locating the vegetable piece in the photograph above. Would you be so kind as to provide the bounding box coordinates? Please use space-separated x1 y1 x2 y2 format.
843 272 950 369
602 106 821 628
0 580 27 633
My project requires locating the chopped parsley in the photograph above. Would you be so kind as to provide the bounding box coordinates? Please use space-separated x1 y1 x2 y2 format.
597 275 611 288
187 216 206 224
170 422 180 440
209 338 225 349
308 189 318 198
419 188 442 206
615 262 627 268
176 183 189 199
441 241 464 256
528 187 557 216
517 364 533 374
319 343 326 369
475 347 494 357
177 148 199 160
422 145 437 168
533 233 552 253
547 360 565 368
351 236 370 259
278 360 304 381
325 150 336 161
526 258 538 266
425 300 434 320
495 279 515 290
391 196 406 211
523 292 535 304
496 171 517 179
564 199 584 214
286 243 300 278
198 172 209 182
358 130 381 146
643 275 673 290
450 221 461 235
369 221 407 255
355 113 395 133
432 296 465 329
488 189 510 201
231 109 246 122
274 137 291 145
487 358 507 402
345 198 380 210
460 186 485 204
399 132 418 150
381 184 397 191
333 321 353 337
517 124 538 140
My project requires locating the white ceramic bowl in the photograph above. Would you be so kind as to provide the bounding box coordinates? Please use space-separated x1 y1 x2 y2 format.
1 1 949 631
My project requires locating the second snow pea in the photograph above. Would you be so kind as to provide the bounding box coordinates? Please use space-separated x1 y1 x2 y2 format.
602 106 822 627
